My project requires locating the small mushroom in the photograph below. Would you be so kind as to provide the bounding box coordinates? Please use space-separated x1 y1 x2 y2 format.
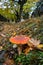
9 35 30 55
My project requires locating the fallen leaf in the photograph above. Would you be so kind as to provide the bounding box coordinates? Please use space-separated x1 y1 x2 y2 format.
28 38 40 47
3 58 14 65
0 46 3 51
13 32 16 36
37 44 43 49
24 47 33 54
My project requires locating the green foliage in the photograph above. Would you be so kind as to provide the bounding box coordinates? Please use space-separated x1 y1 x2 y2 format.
13 50 43 65
0 0 38 21
23 0 38 13
0 8 16 21
23 2 34 13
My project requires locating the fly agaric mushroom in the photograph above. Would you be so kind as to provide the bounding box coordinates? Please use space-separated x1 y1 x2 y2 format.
9 35 30 55
9 35 40 54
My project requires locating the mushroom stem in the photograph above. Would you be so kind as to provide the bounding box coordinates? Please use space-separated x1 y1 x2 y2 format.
18 45 22 55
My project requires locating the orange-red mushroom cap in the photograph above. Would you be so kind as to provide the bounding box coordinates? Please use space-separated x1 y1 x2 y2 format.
9 35 30 44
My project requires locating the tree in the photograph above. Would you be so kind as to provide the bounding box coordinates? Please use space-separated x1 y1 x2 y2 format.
0 0 38 22
13 0 27 22
14 0 38 21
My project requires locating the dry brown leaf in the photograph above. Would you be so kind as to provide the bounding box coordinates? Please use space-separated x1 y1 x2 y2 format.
28 38 40 47
0 46 3 51
3 58 14 65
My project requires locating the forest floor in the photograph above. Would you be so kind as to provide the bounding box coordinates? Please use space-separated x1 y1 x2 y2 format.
0 17 43 65
0 20 31 65
0 19 33 43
